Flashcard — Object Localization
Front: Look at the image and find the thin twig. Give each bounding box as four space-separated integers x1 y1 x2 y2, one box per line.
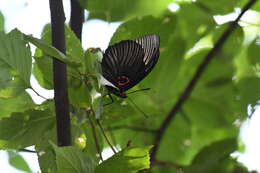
150 0 258 162
97 119 117 154
86 111 103 161
107 127 119 150
89 107 117 154
18 149 37 153
107 125 157 133
29 87 49 100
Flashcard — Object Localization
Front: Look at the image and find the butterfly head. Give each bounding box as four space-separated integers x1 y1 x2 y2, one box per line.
118 91 127 98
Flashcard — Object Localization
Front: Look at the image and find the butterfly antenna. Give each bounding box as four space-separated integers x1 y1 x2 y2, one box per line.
127 88 150 95
127 96 149 118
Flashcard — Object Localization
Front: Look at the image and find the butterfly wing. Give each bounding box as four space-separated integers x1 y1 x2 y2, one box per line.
134 34 160 73
101 34 160 92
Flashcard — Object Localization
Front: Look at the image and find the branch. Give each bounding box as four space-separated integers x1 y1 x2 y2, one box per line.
70 0 84 41
150 0 257 162
49 0 71 146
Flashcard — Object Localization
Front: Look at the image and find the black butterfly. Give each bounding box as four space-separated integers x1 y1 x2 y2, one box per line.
101 34 160 98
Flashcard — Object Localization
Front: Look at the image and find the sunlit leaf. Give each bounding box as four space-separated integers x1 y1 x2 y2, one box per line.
177 3 216 49
0 29 32 86
35 127 57 173
196 0 237 14
183 138 238 173
0 92 35 118
239 0 260 11
0 11 4 31
248 38 260 65
0 66 27 98
52 143 95 173
85 0 172 21
7 151 33 173
95 146 152 173
0 109 54 149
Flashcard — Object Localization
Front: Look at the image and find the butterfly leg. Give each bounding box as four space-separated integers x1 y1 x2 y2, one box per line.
104 93 114 106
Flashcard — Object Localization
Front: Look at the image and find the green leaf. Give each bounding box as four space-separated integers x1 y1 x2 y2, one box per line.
0 11 4 31
35 127 58 173
86 0 172 21
80 121 103 162
234 43 259 80
0 92 35 118
100 99 138 126
158 46 240 164
0 29 32 86
78 0 88 9
36 121 95 173
68 83 91 108
196 0 237 14
33 24 84 65
157 114 192 165
7 151 33 173
68 48 103 108
177 3 216 49
95 146 152 173
159 114 238 166
51 143 95 173
183 138 238 173
110 15 177 45
239 0 260 12
83 48 103 75
32 24 85 90
0 66 27 98
0 108 55 149
24 34 70 63
237 77 260 109
248 38 260 65
64 25 85 63
32 55 53 89
212 23 244 59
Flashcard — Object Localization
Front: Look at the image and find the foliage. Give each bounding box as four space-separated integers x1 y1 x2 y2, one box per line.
94 146 152 173
7 151 33 173
0 0 260 172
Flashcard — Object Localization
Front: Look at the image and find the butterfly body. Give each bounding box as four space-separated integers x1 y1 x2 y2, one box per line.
101 34 160 98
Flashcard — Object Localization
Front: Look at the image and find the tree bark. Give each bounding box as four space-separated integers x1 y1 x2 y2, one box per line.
49 0 72 146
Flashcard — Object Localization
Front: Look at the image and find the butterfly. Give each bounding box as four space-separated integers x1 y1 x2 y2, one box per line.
101 34 160 98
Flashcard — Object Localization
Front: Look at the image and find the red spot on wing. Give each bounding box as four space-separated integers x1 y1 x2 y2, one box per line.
117 76 130 86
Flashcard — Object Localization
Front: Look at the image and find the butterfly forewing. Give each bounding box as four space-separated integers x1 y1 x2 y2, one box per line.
102 40 145 90
134 34 160 73
101 34 160 96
